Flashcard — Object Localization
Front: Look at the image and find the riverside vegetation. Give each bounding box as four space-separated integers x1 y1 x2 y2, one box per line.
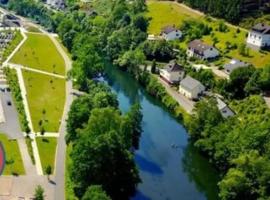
3 0 270 199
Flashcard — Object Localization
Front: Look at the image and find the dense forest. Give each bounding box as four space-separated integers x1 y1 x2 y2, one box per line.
2 0 270 199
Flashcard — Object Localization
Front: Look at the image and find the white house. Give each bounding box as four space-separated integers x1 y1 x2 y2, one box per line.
187 40 219 60
217 98 234 118
160 26 182 41
160 61 185 84
246 23 270 49
224 59 250 74
179 76 205 100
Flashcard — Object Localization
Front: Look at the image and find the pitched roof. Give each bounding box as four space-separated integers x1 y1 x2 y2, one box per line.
164 60 184 72
161 25 178 34
180 76 204 91
188 40 214 55
251 23 270 34
224 59 250 72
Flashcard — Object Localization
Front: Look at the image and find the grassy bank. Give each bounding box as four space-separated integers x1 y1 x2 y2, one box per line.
23 70 66 132
0 134 25 175
10 33 65 75
36 137 57 174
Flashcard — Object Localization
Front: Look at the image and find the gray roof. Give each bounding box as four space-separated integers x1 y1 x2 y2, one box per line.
161 26 179 34
164 61 183 72
180 76 204 91
224 59 250 73
251 23 270 34
188 40 214 55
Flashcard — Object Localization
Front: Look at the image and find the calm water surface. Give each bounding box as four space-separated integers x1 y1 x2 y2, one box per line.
104 66 220 200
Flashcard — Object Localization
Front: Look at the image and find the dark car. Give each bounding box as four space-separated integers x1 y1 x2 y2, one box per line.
7 101 11 106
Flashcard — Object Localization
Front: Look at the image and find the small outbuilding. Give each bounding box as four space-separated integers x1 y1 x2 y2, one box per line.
217 98 234 118
160 60 185 84
179 76 205 100
160 25 182 41
224 59 250 74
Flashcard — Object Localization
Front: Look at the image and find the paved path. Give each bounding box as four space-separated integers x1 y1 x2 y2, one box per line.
7 63 66 79
158 77 195 113
17 138 36 175
49 29 73 200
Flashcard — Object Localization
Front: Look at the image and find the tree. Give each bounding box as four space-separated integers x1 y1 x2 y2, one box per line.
125 103 143 149
70 108 140 199
34 185 45 200
45 165 52 180
151 59 156 74
82 185 111 200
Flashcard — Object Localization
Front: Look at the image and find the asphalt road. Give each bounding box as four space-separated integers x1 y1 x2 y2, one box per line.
0 90 23 139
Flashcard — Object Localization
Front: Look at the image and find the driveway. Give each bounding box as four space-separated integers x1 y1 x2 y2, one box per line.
0 90 23 139
158 77 195 113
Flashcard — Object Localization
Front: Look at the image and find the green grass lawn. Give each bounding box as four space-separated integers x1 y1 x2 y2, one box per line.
23 70 66 132
36 137 57 174
147 1 270 67
147 0 202 35
10 33 65 75
0 134 25 175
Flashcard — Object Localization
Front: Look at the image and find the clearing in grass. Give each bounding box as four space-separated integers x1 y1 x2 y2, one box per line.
36 137 57 174
23 70 66 133
147 1 270 68
10 33 65 75
0 134 25 175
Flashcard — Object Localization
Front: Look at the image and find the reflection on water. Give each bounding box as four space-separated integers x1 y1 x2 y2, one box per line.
104 65 220 200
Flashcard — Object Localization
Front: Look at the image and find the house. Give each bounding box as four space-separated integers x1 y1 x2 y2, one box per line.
179 76 205 99
160 61 185 84
217 98 234 118
187 40 219 60
160 26 182 41
224 59 250 74
246 23 270 49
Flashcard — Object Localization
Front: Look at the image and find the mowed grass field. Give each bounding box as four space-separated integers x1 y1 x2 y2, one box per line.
23 70 66 132
36 137 57 174
0 134 25 175
10 33 65 75
147 1 270 67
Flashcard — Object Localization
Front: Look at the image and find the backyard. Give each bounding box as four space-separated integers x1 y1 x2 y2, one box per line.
23 70 66 133
10 33 65 75
146 1 270 68
0 134 25 175
36 137 57 174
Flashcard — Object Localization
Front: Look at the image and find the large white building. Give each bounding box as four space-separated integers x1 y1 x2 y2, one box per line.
179 76 205 100
160 61 185 84
160 26 182 41
247 23 270 49
187 40 219 60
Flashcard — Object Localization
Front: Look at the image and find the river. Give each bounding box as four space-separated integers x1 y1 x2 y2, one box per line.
104 66 220 200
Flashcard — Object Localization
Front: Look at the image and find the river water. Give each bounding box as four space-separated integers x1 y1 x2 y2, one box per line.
104 66 220 200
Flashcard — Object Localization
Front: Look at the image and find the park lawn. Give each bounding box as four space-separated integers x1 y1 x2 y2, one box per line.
10 33 65 75
146 0 202 35
0 134 25 175
147 1 270 68
36 137 57 174
23 70 66 132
